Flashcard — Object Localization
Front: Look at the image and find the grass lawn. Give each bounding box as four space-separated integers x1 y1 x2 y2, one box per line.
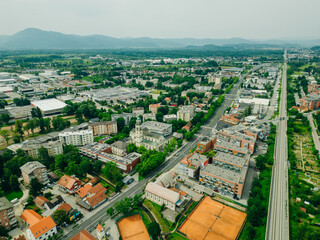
5 190 23 201
167 232 188 240
144 200 170 232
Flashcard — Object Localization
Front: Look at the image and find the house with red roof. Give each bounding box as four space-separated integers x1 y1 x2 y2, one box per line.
57 175 81 194
20 209 57 240
77 183 107 211
70 229 97 240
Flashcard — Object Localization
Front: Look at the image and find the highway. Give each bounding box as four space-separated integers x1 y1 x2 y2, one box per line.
266 50 289 240
61 67 256 239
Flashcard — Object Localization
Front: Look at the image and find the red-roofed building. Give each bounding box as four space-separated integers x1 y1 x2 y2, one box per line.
182 122 192 132
70 229 97 240
34 196 49 209
57 175 81 194
20 210 57 240
57 203 73 214
149 103 161 114
75 183 93 199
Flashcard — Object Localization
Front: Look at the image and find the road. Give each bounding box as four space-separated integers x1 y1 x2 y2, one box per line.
266 50 289 240
61 67 257 239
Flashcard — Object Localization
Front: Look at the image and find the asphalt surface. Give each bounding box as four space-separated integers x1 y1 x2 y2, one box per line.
266 50 289 240
61 68 256 239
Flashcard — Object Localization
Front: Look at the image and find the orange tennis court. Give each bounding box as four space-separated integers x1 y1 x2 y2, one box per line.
117 214 150 240
179 196 247 240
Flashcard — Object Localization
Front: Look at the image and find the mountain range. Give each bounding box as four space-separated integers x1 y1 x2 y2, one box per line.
0 28 319 50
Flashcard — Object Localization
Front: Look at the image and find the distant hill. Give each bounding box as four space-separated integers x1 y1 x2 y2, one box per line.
0 28 318 49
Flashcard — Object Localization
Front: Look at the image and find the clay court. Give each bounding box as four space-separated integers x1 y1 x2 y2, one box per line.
179 196 247 240
117 214 150 240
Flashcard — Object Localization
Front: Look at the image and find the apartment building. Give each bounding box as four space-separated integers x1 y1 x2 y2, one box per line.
88 121 117 136
199 152 250 198
20 161 49 185
178 153 209 179
111 113 135 125
149 103 161 114
300 94 320 110
218 126 257 154
79 142 141 172
132 107 145 115
21 141 63 158
0 197 17 229
177 105 196 122
59 130 93 146
20 210 57 240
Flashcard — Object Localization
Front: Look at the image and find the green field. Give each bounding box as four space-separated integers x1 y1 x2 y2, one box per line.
5 190 23 201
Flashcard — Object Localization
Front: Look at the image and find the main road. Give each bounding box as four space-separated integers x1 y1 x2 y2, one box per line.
266 50 289 240
62 66 258 239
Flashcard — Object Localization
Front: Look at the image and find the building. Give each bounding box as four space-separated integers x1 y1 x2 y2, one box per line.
130 119 172 151
20 161 49 185
111 113 135 125
163 114 177 122
220 114 240 126
111 140 129 156
31 99 67 116
77 183 107 211
59 130 93 146
79 142 141 172
21 141 63 158
199 152 250 198
178 153 209 179
145 182 181 211
218 126 257 154
20 210 57 240
0 197 17 229
300 94 320 110
143 113 156 121
57 175 81 194
139 120 172 136
149 103 161 114
132 107 144 115
70 229 97 240
177 105 195 122
88 121 117 136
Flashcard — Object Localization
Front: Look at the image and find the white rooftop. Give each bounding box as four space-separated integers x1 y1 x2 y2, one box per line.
145 182 179 203
31 98 67 112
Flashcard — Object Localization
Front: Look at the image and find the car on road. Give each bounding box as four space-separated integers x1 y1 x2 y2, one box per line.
213 189 219 193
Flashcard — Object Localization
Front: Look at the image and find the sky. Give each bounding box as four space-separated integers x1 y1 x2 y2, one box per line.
0 0 319 40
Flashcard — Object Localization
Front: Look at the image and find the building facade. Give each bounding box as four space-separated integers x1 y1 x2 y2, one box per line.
177 105 195 122
88 121 117 136
20 161 49 185
59 130 93 146
0 197 17 229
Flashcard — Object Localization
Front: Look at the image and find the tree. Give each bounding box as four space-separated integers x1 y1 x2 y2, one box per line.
38 147 53 168
53 209 68 225
147 222 161 239
106 207 115 216
116 117 125 132
43 118 51 132
114 197 132 214
0 225 8 237
127 143 138 153
0 114 10 124
29 178 43 196
9 175 20 191
0 130 10 144
31 107 42 118
14 120 24 141
243 105 252 117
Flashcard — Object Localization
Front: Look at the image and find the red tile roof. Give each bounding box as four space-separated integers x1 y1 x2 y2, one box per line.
70 229 97 240
58 175 81 190
34 196 49 207
29 216 56 238
20 209 43 226
76 183 93 198
57 203 72 213
86 183 107 208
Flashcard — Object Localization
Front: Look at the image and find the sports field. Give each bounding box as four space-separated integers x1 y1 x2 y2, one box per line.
179 196 246 240
117 214 150 240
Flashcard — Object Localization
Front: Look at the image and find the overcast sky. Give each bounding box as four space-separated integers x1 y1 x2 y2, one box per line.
0 0 319 39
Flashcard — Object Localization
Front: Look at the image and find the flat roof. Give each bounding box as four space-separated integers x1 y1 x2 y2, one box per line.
145 182 179 203
213 152 248 167
31 98 67 112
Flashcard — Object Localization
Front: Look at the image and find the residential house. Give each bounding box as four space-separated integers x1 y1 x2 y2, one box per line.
20 210 57 240
57 175 81 194
70 230 97 240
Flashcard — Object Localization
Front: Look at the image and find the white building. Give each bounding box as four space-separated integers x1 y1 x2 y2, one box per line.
31 99 67 116
59 130 93 146
177 105 196 122
145 182 180 211
164 114 177 123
